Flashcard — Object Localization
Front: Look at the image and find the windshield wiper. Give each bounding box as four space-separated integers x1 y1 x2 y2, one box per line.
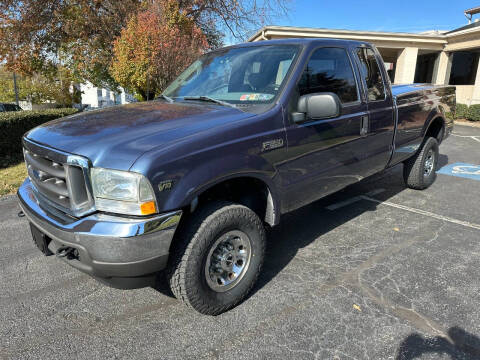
183 96 236 109
156 94 174 103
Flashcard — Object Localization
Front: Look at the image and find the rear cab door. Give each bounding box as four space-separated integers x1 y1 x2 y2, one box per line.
352 44 396 175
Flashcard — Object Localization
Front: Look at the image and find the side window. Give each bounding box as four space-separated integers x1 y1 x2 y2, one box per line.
356 48 386 101
298 47 358 103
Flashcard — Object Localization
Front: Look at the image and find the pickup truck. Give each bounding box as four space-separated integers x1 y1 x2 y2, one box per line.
18 38 455 315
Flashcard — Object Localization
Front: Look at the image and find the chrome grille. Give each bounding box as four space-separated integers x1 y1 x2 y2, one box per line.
23 138 95 217
24 148 71 209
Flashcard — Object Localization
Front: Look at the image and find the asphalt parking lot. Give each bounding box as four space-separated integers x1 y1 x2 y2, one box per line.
1 124 480 360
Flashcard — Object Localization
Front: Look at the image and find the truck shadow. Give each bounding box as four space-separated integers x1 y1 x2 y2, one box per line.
249 153 447 299
154 154 449 301
396 327 480 359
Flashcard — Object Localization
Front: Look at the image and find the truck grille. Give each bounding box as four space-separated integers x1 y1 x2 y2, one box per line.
23 138 94 217
24 148 70 208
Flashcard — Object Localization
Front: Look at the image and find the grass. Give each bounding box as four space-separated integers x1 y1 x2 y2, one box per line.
0 156 26 196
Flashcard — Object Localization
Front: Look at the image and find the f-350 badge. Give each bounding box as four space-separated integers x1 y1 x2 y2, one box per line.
262 138 284 152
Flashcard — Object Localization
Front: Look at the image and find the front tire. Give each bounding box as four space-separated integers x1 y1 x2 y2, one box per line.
166 201 266 315
403 136 439 190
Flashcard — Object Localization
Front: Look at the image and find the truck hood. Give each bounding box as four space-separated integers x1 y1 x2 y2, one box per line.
26 101 254 171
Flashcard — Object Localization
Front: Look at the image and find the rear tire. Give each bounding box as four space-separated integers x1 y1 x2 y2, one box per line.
403 137 439 190
166 201 266 315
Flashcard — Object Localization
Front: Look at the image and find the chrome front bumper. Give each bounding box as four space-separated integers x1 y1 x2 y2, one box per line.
18 178 182 288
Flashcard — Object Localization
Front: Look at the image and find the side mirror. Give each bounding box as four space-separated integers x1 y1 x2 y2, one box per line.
292 92 341 123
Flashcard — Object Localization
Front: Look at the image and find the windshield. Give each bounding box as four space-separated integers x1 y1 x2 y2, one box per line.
163 45 300 105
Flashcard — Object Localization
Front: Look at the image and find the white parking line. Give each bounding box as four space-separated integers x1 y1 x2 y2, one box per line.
326 190 480 230
452 133 480 143
361 195 480 230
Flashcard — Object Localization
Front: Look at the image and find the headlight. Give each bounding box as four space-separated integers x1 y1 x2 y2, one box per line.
91 168 157 215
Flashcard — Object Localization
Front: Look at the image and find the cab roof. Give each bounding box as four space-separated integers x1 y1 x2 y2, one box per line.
228 38 367 49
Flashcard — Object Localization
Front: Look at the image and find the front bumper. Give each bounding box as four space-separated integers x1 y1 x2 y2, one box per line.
18 178 182 288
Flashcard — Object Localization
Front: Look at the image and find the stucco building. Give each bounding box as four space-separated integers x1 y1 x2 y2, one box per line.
249 7 480 105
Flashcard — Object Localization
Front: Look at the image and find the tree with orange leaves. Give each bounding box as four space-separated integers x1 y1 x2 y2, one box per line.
110 1 209 100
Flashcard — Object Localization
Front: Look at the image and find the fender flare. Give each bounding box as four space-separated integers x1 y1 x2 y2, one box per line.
421 108 446 141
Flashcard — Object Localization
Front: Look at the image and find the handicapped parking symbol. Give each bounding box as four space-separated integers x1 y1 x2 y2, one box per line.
438 162 480 181
452 165 480 176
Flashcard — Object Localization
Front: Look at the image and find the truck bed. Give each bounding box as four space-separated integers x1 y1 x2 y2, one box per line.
389 83 455 166
391 83 455 97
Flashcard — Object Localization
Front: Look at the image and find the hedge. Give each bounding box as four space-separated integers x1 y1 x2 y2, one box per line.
446 103 480 122
455 103 470 119
0 108 79 158
469 104 480 122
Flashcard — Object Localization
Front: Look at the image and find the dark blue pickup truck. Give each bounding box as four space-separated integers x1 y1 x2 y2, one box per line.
18 38 455 315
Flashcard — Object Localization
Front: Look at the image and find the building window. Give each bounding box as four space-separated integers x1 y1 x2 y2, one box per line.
414 52 438 84
449 51 479 85
298 47 358 103
97 89 103 99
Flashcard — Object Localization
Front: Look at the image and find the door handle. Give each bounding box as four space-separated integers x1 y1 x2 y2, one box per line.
360 115 369 136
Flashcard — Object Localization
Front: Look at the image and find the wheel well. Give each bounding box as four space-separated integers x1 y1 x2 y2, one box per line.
191 177 276 227
425 117 444 142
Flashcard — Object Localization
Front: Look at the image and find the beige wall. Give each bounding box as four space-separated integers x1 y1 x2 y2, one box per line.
394 47 419 83
456 86 475 105
433 51 450 85
471 59 480 105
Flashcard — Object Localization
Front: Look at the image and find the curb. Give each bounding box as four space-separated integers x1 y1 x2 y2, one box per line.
0 194 17 203
454 120 480 128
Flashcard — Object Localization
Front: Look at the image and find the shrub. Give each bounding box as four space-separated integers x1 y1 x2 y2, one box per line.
455 103 470 119
445 112 454 120
468 104 480 121
0 108 78 158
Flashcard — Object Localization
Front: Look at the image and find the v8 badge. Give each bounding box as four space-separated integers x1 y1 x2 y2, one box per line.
158 180 173 192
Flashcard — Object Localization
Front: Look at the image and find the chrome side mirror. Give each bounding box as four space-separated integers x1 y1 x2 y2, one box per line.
292 92 341 123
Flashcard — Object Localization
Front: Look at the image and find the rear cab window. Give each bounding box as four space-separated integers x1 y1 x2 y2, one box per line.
355 47 386 101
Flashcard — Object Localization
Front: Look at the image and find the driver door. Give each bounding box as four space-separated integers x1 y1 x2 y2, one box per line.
279 46 369 212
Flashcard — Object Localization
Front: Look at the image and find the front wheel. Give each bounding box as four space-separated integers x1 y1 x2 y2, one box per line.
403 136 439 190
166 201 266 315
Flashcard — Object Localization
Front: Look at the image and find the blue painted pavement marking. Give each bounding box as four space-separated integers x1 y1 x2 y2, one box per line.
437 162 480 181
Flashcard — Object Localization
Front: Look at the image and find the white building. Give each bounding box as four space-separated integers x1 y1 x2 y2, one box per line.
79 81 136 110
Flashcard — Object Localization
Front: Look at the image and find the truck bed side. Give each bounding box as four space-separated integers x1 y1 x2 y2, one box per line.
389 84 455 166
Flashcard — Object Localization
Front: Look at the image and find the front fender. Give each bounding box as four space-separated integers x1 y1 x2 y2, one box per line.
162 153 279 211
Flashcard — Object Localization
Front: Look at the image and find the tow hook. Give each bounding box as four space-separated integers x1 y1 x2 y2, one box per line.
56 246 79 260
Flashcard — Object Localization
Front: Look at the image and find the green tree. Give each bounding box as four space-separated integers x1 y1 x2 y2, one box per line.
0 66 80 106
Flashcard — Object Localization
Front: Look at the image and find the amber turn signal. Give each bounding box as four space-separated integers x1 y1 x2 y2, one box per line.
140 201 157 215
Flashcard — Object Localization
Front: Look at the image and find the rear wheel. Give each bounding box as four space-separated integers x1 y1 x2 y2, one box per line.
403 136 439 190
166 201 266 315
